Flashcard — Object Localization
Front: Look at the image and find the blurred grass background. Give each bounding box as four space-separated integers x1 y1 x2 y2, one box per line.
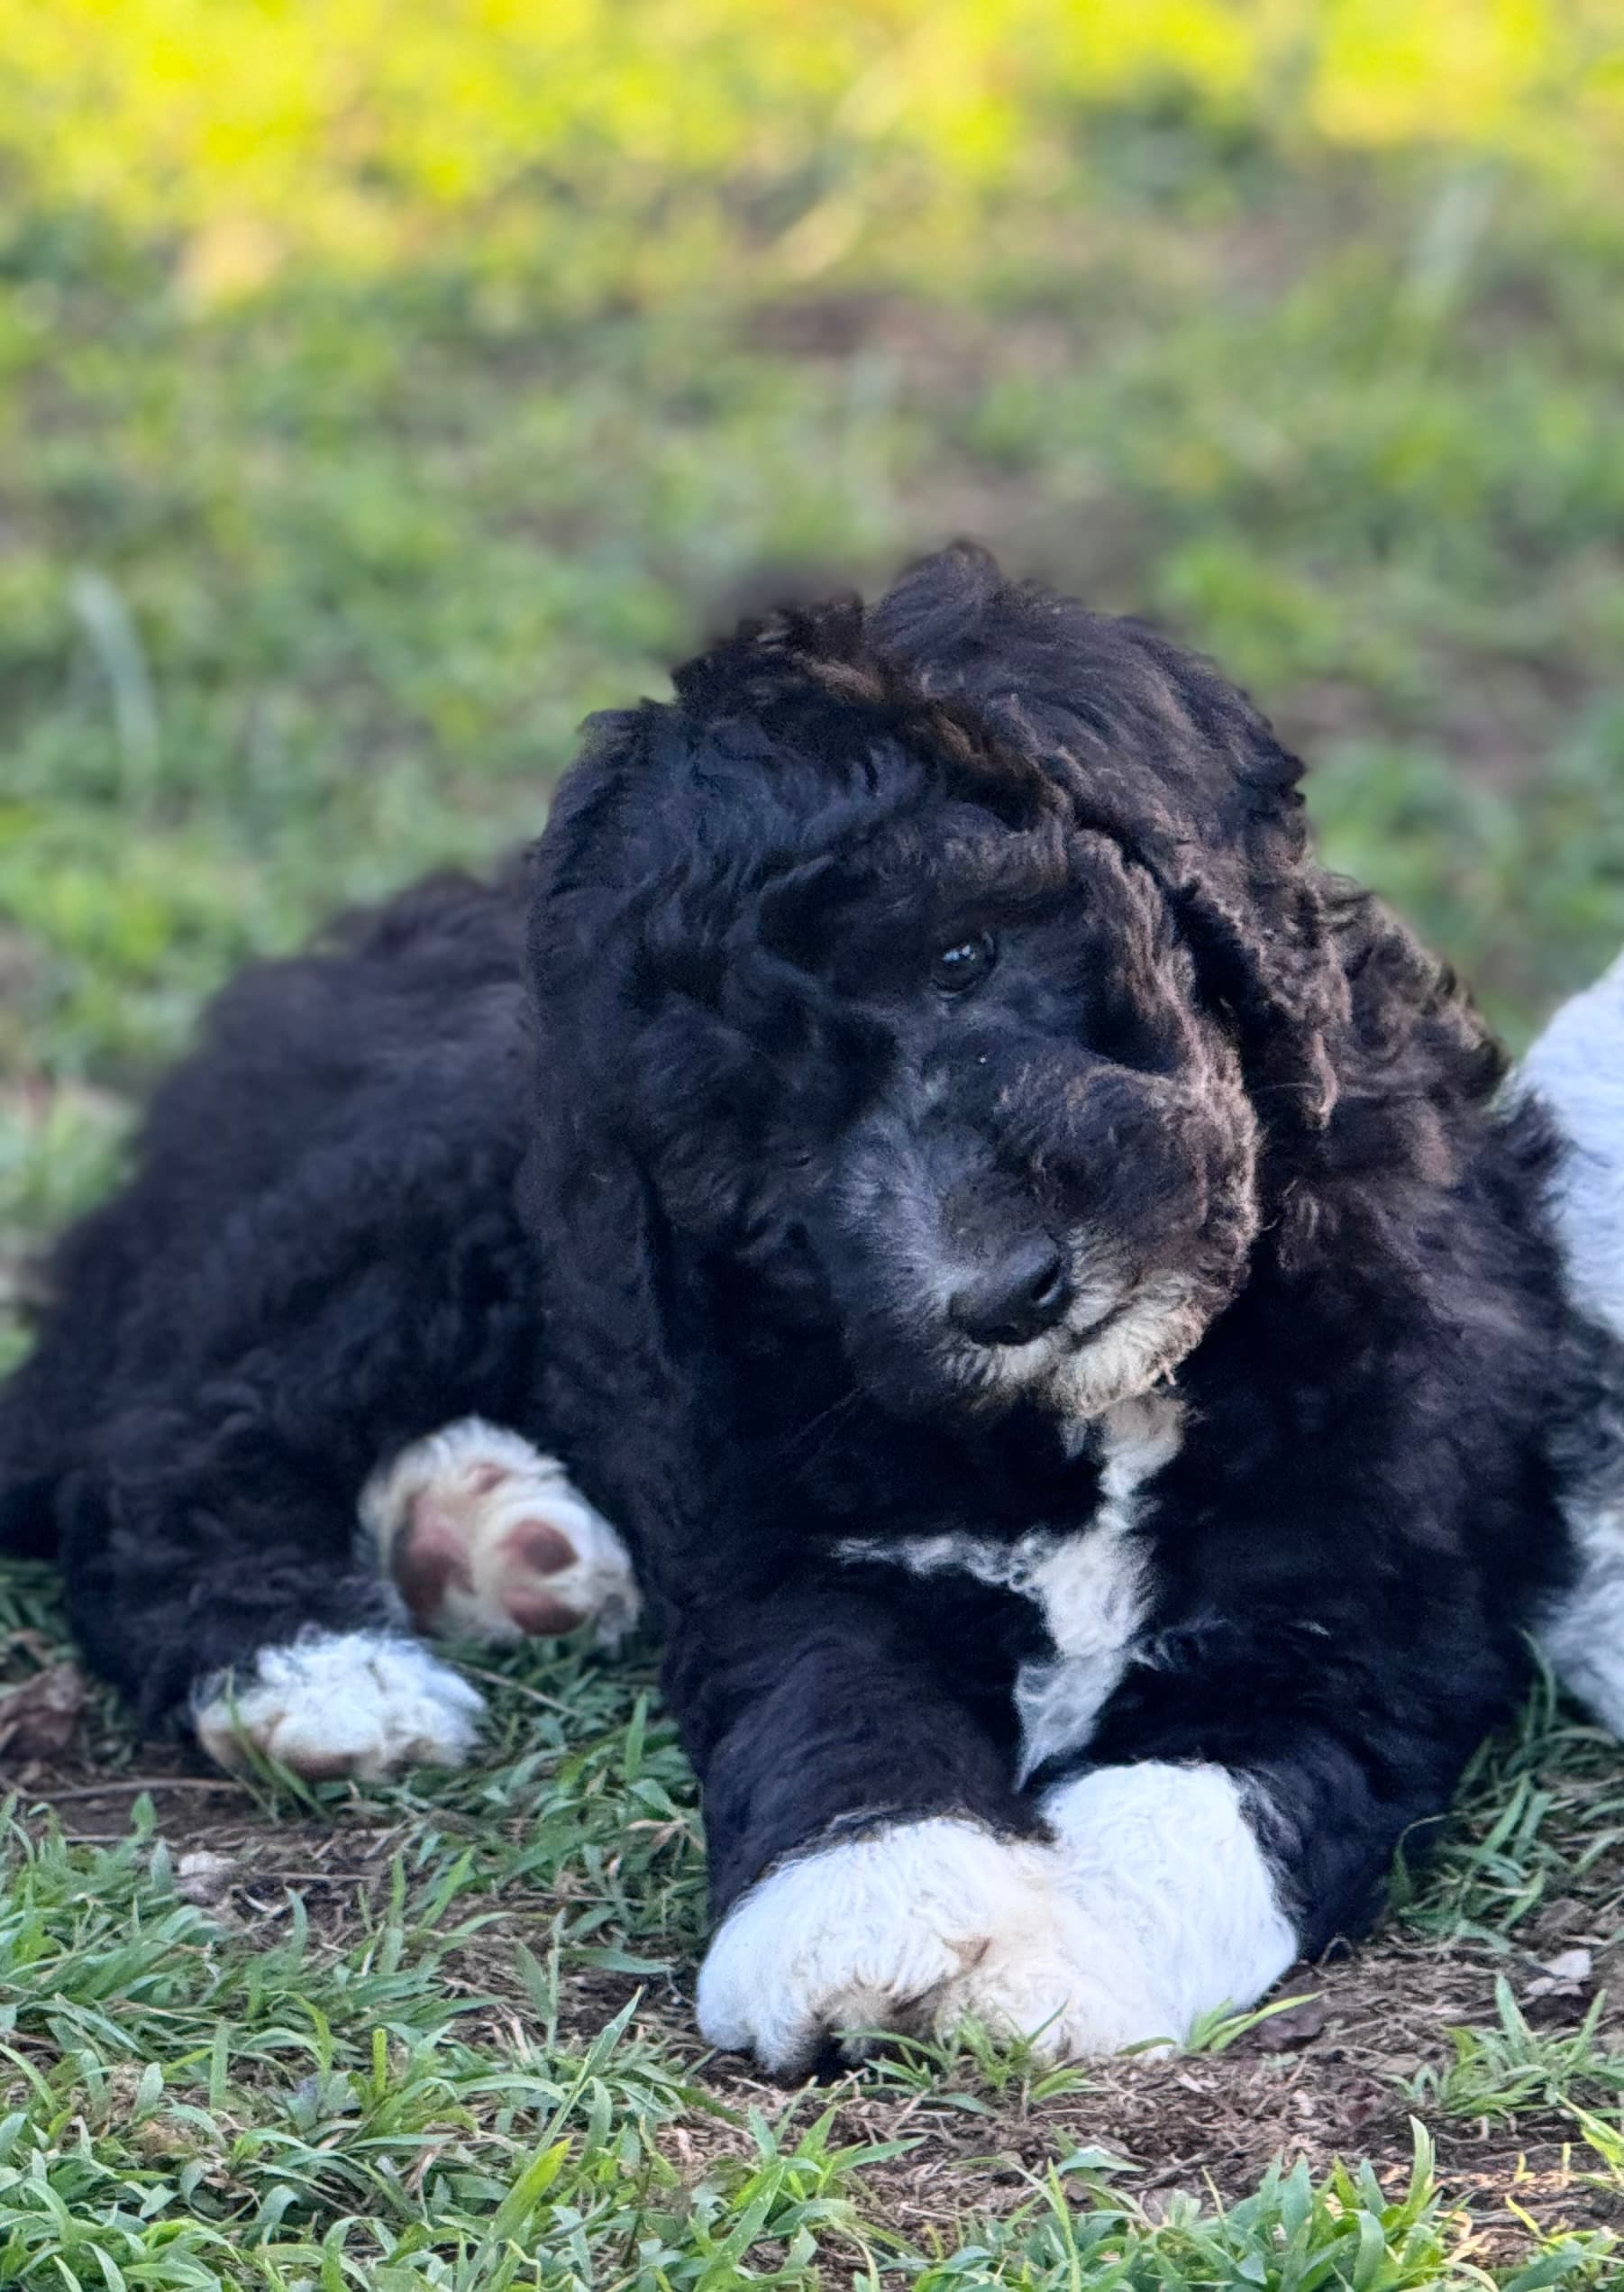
3 0 1623 1364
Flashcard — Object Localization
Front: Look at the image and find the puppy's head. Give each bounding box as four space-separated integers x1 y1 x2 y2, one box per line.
534 545 1346 1427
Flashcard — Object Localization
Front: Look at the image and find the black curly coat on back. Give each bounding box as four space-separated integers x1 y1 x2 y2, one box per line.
0 864 542 1715
0 545 1598 1973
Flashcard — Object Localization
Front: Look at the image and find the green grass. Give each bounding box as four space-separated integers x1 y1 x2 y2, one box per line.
1 1663 1620 2286
4 35 1624 2289
1407 1983 1624 2129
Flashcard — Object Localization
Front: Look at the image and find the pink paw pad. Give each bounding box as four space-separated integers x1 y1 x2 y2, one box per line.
393 1488 594 1638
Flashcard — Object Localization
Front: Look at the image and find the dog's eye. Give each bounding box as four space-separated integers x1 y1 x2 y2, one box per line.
930 934 997 997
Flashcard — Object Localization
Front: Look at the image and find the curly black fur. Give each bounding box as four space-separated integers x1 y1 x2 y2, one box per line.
0 544 1601 1978
0 863 542 1718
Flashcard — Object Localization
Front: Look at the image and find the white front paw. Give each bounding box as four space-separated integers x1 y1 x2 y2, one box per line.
1041 1763 1300 2042
695 1816 1173 2077
192 1630 485 1780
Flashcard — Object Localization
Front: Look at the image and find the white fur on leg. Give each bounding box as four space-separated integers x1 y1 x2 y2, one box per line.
1040 1762 1299 2041
360 1418 641 1647
1518 952 1624 1736
192 1629 485 1780
696 1815 1176 2077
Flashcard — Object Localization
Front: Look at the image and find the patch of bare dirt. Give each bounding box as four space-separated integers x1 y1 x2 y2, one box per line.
657 1939 1624 2256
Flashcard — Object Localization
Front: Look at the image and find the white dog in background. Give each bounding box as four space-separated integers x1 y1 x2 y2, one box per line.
1525 951 1624 1337
1524 951 1624 1733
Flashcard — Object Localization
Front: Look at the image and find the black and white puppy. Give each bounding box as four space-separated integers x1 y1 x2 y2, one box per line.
2 546 1619 2076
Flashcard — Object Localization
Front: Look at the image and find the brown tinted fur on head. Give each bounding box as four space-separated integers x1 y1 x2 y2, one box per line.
677 543 1503 1261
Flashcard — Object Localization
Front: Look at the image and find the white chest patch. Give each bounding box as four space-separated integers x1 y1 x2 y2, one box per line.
835 1393 1183 1779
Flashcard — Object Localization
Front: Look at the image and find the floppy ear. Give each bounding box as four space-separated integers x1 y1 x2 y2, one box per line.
520 707 757 1610
1149 703 1505 1237
1098 620 1351 1142
1156 826 1346 1141
521 711 686 1583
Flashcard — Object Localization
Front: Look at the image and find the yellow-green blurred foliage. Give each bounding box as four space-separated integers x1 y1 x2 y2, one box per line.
4 0 1623 1274
5 2 1622 304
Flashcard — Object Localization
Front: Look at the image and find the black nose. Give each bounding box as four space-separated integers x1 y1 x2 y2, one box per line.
948 1240 1071 1347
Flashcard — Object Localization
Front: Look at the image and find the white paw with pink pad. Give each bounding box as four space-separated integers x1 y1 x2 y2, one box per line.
360 1419 641 1647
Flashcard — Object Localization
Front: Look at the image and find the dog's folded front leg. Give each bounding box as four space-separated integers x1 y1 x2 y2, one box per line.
671 1584 1132 2077
688 1605 1479 2074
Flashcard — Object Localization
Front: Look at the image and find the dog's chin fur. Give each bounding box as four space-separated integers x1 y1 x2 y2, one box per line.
1041 1274 1224 1423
